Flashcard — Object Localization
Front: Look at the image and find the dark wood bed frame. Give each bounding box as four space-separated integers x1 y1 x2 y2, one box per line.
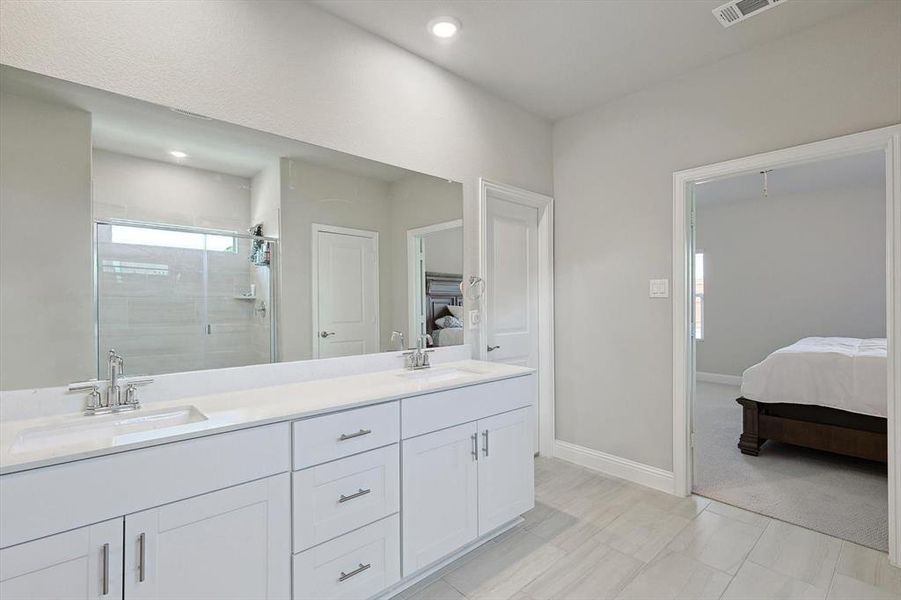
736 397 887 463
424 272 463 345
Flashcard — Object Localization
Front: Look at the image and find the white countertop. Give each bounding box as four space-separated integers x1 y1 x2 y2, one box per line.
0 360 532 475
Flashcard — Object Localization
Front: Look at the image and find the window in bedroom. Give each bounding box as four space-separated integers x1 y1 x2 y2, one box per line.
694 251 704 340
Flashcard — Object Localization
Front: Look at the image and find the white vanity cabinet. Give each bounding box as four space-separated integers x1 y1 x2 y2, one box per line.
124 474 290 600
401 375 535 576
0 518 123 600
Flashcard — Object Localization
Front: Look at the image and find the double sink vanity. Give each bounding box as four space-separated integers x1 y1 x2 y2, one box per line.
0 360 535 600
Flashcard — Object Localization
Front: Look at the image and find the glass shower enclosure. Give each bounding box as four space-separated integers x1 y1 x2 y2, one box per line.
95 220 278 378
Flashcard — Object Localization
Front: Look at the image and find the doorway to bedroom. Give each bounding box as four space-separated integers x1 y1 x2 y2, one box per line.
672 126 901 564
689 150 889 551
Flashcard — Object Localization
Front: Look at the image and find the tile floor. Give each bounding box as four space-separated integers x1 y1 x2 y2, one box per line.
393 457 901 600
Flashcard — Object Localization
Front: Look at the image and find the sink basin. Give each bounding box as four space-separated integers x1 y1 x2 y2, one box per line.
9 406 208 455
397 367 483 384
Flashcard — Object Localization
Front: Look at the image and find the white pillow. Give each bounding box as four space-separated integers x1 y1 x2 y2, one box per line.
447 304 464 319
434 315 464 329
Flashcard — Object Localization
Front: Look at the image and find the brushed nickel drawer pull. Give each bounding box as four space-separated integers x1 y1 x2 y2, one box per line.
471 432 479 460
101 543 110 595
338 488 372 503
338 428 372 441
338 562 371 582
138 532 146 583
482 429 489 457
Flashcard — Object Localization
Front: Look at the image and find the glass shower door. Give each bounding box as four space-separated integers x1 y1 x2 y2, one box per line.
96 222 275 378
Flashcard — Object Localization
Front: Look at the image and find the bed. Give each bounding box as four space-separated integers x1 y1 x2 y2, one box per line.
736 337 888 462
424 272 464 347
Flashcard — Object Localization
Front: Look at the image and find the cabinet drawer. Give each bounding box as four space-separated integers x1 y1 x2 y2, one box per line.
293 445 399 552
402 375 534 439
292 514 400 600
293 402 399 469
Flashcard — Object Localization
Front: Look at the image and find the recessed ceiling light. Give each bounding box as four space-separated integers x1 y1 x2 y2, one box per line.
169 150 188 158
428 17 460 39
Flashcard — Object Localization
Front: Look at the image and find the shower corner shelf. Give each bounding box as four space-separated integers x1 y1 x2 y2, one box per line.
233 295 257 300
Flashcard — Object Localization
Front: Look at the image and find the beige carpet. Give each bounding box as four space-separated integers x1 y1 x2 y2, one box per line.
692 381 888 551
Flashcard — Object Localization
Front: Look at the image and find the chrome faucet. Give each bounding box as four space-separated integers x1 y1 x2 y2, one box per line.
107 349 124 407
68 350 153 415
402 334 434 370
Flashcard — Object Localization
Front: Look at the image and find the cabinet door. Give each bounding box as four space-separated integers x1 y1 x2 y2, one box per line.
401 422 479 576
0 518 123 600
124 473 290 600
477 408 535 535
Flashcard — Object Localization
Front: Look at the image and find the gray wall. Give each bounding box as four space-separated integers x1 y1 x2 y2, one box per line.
0 92 93 390
552 2 901 470
696 185 886 377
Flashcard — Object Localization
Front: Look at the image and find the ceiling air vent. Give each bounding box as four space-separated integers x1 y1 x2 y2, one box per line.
713 0 786 28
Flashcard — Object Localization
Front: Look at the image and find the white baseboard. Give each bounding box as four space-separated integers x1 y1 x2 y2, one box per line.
554 440 675 494
696 371 742 386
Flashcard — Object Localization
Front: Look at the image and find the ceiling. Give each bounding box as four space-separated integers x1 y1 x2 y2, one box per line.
0 66 416 181
694 150 885 205
314 0 872 120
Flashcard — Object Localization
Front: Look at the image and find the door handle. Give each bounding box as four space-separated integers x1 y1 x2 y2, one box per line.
320 331 336 338
471 432 479 460
482 429 489 456
138 532 146 583
487 345 501 352
101 542 110 595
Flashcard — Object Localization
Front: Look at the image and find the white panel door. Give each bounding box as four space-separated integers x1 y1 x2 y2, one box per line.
0 519 123 600
124 474 290 600
316 229 379 358
485 195 539 446
401 422 479 576
477 408 535 535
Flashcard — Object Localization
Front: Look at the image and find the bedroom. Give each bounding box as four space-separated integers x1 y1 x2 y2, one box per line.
691 150 888 550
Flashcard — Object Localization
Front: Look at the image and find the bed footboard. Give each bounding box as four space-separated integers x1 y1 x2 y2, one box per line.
735 397 887 463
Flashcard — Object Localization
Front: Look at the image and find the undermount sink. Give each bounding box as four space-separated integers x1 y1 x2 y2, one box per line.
9 405 208 455
397 367 483 384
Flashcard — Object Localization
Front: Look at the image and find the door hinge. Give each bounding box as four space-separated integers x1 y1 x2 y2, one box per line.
690 432 696 448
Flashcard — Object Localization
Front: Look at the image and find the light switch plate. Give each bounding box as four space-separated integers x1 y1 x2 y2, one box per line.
649 279 670 298
468 309 481 328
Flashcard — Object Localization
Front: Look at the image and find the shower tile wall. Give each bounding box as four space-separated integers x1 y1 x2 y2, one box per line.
97 234 272 377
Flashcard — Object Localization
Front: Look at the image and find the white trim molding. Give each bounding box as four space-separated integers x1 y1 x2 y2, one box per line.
696 372 742 386
555 440 675 494
478 179 555 458
672 125 901 566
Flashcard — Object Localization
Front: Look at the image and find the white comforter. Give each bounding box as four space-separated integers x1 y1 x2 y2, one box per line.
740 337 888 418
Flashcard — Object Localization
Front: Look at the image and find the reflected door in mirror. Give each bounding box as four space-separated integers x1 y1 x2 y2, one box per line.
314 227 379 358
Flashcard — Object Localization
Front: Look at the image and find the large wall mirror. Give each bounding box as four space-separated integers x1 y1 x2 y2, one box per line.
0 66 464 391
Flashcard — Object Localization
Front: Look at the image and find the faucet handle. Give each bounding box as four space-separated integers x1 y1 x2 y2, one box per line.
68 380 103 414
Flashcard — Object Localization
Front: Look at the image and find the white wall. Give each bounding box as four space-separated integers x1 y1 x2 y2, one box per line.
92 149 252 230
696 184 887 377
552 2 901 470
0 92 93 390
0 0 553 361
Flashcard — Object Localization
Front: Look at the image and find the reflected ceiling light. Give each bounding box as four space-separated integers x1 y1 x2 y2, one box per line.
428 17 460 38
169 150 188 158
